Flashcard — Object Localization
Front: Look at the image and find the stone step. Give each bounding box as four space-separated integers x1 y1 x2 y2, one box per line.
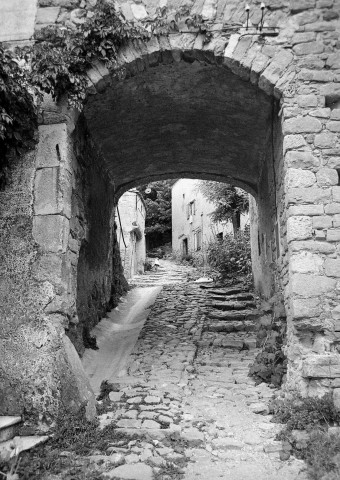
0 416 22 443
208 309 260 321
0 435 49 462
201 286 248 295
208 293 254 302
204 320 256 333
211 301 257 311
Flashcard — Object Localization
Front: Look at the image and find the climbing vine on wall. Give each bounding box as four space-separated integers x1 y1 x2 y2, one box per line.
0 0 220 185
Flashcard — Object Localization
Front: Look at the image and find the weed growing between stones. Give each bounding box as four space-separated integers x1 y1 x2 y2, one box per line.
9 405 143 479
270 394 340 479
271 394 340 431
249 319 287 387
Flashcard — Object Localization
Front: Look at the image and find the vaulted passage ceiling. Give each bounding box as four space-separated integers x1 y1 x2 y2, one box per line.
84 60 273 195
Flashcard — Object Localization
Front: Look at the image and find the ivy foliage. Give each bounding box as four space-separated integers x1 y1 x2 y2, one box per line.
249 319 287 387
0 0 219 184
0 0 147 176
0 46 37 187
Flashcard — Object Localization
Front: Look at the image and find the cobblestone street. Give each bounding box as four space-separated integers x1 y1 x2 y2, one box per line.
81 260 308 480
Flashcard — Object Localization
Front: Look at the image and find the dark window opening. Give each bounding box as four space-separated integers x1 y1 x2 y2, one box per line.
258 232 261 256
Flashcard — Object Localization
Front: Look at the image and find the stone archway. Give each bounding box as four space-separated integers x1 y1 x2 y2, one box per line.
1 0 340 419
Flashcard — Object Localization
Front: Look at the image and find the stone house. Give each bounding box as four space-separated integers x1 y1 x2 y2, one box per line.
172 179 248 256
116 189 146 279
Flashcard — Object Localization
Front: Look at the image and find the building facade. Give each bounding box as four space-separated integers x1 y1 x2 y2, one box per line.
117 190 146 279
172 179 248 256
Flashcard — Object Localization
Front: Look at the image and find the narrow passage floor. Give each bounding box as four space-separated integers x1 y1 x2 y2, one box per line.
90 261 307 480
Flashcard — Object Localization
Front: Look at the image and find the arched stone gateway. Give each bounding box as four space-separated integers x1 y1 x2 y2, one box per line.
0 0 340 419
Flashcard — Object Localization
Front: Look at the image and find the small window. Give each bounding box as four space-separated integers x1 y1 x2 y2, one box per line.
216 232 223 241
187 200 196 219
258 232 261 256
194 229 202 251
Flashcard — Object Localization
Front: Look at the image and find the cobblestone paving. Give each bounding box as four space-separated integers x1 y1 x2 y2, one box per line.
90 262 308 480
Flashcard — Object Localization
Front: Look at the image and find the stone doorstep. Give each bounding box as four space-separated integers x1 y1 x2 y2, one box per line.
0 416 22 443
0 435 49 462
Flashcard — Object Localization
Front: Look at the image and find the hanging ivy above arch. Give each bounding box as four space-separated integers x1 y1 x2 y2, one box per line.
0 0 231 186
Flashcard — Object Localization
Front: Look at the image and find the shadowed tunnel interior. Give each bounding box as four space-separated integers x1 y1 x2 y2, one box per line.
84 60 274 196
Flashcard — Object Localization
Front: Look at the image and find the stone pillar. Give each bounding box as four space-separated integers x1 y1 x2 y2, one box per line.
282 76 340 397
0 112 96 420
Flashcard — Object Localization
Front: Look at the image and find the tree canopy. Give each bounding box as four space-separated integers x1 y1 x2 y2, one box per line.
197 181 249 235
138 180 174 249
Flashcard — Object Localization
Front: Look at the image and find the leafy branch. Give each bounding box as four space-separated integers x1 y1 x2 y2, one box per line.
0 0 216 185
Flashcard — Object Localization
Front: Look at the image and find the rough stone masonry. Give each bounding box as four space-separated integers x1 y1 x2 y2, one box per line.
0 0 340 419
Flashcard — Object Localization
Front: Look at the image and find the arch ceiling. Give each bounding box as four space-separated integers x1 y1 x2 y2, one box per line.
84 60 274 195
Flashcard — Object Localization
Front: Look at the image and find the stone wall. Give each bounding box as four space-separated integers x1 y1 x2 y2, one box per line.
117 190 146 279
1 0 340 417
68 117 128 356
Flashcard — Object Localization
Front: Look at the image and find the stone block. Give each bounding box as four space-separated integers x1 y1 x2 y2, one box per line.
287 187 331 205
297 95 318 108
333 215 340 228
120 3 134 21
223 34 240 63
293 42 324 56
312 216 332 229
298 69 335 82
284 116 322 134
324 157 340 169
287 216 312 242
31 253 64 286
326 53 340 69
288 204 324 216
314 229 326 239
286 168 316 188
326 121 340 133
333 187 340 203
304 21 336 32
290 251 323 274
325 204 340 215
36 124 70 170
291 273 336 296
33 215 70 253
314 131 337 149
291 297 321 318
283 134 307 153
292 32 316 45
327 229 340 241
36 7 60 24
332 306 340 322
34 167 72 218
331 111 340 120
316 168 339 186
250 52 270 85
0 0 37 41
324 258 340 277
290 0 316 13
131 3 148 20
259 50 293 96
290 240 335 254
302 355 340 378
310 108 331 118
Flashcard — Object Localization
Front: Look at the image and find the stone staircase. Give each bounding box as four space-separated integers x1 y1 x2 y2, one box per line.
130 261 191 287
0 416 48 464
200 283 260 349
